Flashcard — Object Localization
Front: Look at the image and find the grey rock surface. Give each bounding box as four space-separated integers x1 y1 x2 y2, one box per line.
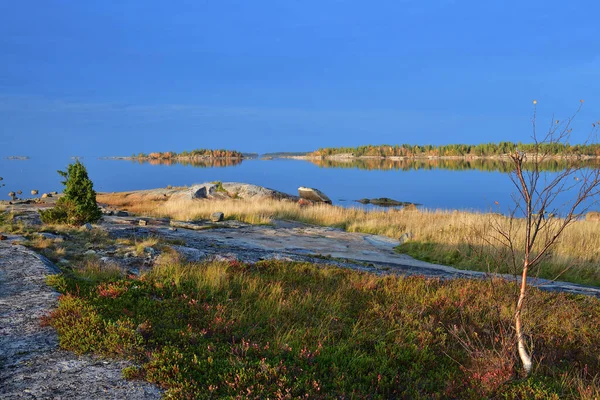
221 182 298 201
184 182 298 201
0 242 161 399
171 245 207 262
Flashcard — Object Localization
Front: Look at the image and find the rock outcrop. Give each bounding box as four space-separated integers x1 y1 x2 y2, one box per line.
185 182 297 201
119 182 299 204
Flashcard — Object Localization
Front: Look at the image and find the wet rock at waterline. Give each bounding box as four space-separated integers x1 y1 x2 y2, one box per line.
357 198 418 207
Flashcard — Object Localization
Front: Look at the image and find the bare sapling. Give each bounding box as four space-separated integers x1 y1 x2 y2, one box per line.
494 100 600 375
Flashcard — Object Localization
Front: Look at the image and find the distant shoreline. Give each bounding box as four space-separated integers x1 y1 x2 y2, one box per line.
5 156 30 160
274 154 600 161
99 155 247 161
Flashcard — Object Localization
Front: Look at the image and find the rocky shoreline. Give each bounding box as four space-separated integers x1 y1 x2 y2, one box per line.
2 186 600 398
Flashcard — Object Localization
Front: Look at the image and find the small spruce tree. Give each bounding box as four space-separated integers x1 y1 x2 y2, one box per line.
40 161 102 225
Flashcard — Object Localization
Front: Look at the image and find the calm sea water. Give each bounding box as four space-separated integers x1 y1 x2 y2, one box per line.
0 157 522 212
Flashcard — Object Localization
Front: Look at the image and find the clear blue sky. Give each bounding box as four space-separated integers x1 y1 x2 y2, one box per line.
1 0 598 157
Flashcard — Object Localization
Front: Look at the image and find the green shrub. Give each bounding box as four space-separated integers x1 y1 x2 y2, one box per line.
40 161 102 225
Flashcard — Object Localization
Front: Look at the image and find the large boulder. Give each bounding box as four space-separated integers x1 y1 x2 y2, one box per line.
298 187 332 204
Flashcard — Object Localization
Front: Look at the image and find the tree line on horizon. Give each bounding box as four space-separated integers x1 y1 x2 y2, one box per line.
132 149 243 159
308 142 600 158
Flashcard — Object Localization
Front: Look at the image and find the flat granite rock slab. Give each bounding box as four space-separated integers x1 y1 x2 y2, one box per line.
0 242 161 400
98 216 600 298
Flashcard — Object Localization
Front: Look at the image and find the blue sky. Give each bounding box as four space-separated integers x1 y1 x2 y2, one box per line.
1 0 599 157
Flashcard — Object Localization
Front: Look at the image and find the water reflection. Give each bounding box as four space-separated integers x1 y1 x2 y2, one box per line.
130 158 243 168
307 157 600 173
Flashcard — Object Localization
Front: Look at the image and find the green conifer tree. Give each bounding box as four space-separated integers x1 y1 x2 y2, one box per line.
40 161 102 225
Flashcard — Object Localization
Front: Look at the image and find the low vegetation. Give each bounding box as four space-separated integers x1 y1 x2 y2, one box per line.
44 255 600 399
97 193 600 286
308 142 600 158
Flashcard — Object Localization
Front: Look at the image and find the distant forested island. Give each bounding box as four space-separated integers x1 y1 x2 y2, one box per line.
117 149 246 160
5 156 30 160
305 142 600 158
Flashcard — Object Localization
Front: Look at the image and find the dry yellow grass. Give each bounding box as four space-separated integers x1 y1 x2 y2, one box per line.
97 191 600 284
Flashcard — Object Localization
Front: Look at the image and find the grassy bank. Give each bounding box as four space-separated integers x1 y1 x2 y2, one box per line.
45 256 600 399
97 193 600 286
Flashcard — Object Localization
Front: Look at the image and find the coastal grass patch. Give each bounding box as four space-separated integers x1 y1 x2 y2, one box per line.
96 193 600 286
23 226 115 264
396 240 600 287
46 258 600 399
